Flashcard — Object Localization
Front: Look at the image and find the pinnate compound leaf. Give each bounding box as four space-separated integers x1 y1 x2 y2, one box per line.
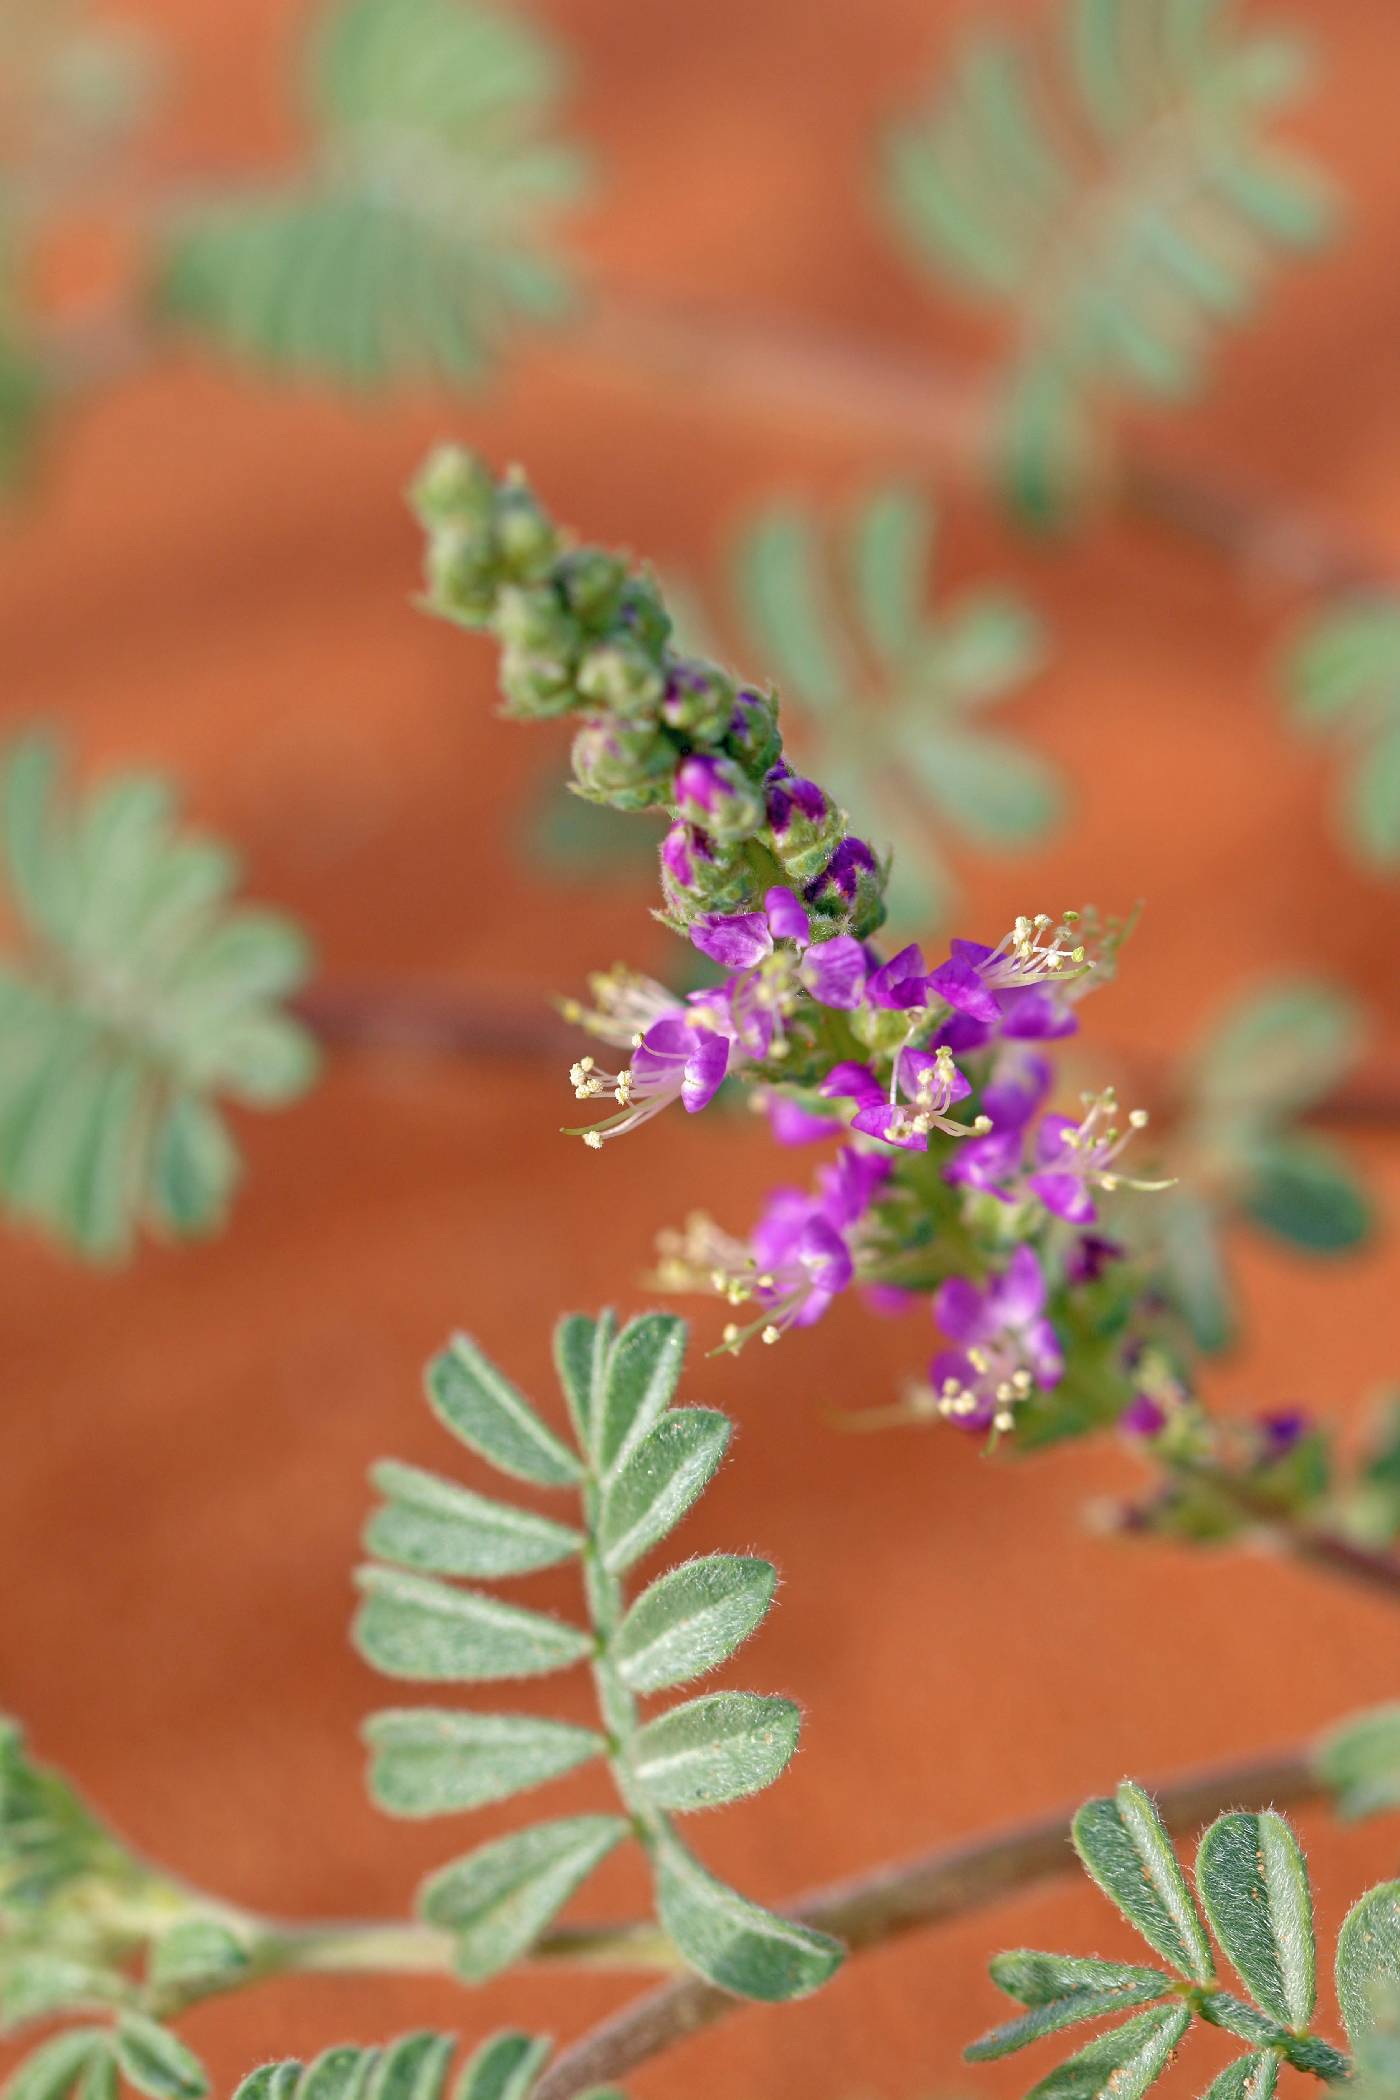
362 1708 603 1817
365 1461 582 1579
113 2016 208 2100
1337 1882 1400 2045
652 1833 844 2002
2 2032 113 2100
1315 1703 1400 1821
1072 1784 1214 1981
425 1338 581 1488
1196 1810 1315 2029
613 1554 776 1694
631 1692 799 1813
591 1313 686 1474
1024 2002 1190 2100
419 1816 628 1982
353 1568 591 1681
0 731 314 1261
1200 2056 1280 2100
598 1409 730 1573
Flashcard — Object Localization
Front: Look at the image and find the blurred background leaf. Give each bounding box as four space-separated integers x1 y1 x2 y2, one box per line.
0 731 318 1263
879 0 1338 525
156 0 588 389
1283 599 1400 875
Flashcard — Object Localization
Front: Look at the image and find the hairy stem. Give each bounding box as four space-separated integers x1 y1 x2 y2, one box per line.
531 1744 1320 2100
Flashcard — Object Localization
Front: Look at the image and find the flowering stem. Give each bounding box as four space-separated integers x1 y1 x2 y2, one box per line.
530 1743 1321 2100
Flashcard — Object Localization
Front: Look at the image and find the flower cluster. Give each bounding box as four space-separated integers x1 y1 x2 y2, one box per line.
412 449 887 941
415 453 1182 1450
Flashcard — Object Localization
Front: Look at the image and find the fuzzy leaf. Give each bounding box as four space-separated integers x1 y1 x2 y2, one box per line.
1194 980 1363 1119
613 1554 776 1694
353 1568 591 1681
419 1816 628 1982
1315 1703 1400 1821
1024 2001 1190 2100
1241 1137 1372 1253
848 483 931 664
652 1833 843 2001
455 2033 551 2100
590 1313 686 1475
597 1409 729 1573
365 1461 583 1579
232 2034 460 2100
1337 1881 1400 2044
1072 1783 1214 1981
552 1311 613 1449
736 508 849 712
148 1920 251 1994
990 1951 1172 2007
1344 722 1400 869
631 1692 799 1812
1196 1811 1315 2029
113 2017 208 2100
908 725 1063 845
425 1338 582 1488
1200 2055 1280 2100
363 1708 605 1817
966 1982 1172 2063
1196 1991 1290 2048
2 2033 113 2100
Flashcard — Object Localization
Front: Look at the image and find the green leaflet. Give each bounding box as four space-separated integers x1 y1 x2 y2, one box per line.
1072 1784 1214 1981
363 1709 605 1817
148 1920 251 1995
990 1950 1172 2006
1315 1703 1400 1821
652 1833 844 2002
232 2034 459 2100
1284 597 1400 875
455 2033 551 2100
849 483 931 663
597 1409 730 1573
1192 980 1363 1119
419 1816 629 1982
1241 1137 1372 1253
589 1313 686 1475
157 0 584 391
424 1338 582 1488
1337 1882 1400 2045
0 1953 123 2032
1 2032 113 2100
365 1461 583 1578
352 1568 591 1681
1023 2001 1190 2100
552 1311 614 1449
631 1693 800 1813
613 1555 776 1694
1196 1811 1316 2029
0 732 315 1261
112 2016 208 2100
1200 2056 1280 2100
966 1983 1173 2063
73 2053 118 2100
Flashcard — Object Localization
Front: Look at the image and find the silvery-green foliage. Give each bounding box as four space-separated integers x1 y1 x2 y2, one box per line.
157 0 586 390
968 1783 1366 2092
1140 976 1370 1350
725 484 1055 929
1317 1704 1400 1822
880 0 1337 523
0 731 317 1261
230 2029 625 2100
1283 599 1400 875
356 1313 843 2002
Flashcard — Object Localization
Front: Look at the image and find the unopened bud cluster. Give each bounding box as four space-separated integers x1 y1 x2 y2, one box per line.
411 447 886 940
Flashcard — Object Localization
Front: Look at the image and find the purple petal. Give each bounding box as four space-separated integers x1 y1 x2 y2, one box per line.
944 1129 1021 1197
1035 1113 1078 1165
690 912 773 969
802 934 867 1010
764 886 810 945
933 1011 996 1055
927 953 999 1025
817 1146 891 1226
1024 1314 1064 1389
929 1349 995 1431
1120 1394 1167 1438
851 1103 927 1151
633 1016 697 1075
767 1095 844 1145
820 1061 884 1108
866 943 929 1011
1027 1170 1096 1225
1065 1233 1124 1285
863 1282 915 1317
934 1274 990 1345
1258 1409 1309 1456
797 1215 854 1297
896 1046 972 1106
999 986 1077 1041
680 1028 730 1112
726 976 775 1058
982 1050 1052 1131
751 1189 815 1269
989 1244 1046 1327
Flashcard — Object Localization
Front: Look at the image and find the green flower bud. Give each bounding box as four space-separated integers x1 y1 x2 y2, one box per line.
496 583 581 660
409 445 495 532
660 658 736 744
615 575 672 655
558 549 629 630
572 718 677 810
724 687 782 776
424 523 498 627
493 473 559 583
659 821 759 920
500 644 579 718
577 639 667 718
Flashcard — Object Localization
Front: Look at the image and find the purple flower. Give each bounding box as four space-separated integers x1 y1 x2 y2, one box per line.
674 754 764 842
944 1126 1022 1202
821 1061 885 1111
764 762 842 883
802 934 866 1009
1027 1088 1166 1225
724 689 782 775
765 885 810 944
1065 1233 1125 1285
691 911 773 969
1120 1393 1168 1438
710 1187 854 1346
569 1015 729 1147
816 1144 891 1228
766 1095 844 1145
930 1245 1064 1433
688 890 866 1012
866 943 929 1011
864 1282 916 1317
1257 1409 1309 1457
805 835 883 932
846 1045 980 1152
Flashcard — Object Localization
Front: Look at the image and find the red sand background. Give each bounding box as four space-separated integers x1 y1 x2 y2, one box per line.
3 1 1400 2093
